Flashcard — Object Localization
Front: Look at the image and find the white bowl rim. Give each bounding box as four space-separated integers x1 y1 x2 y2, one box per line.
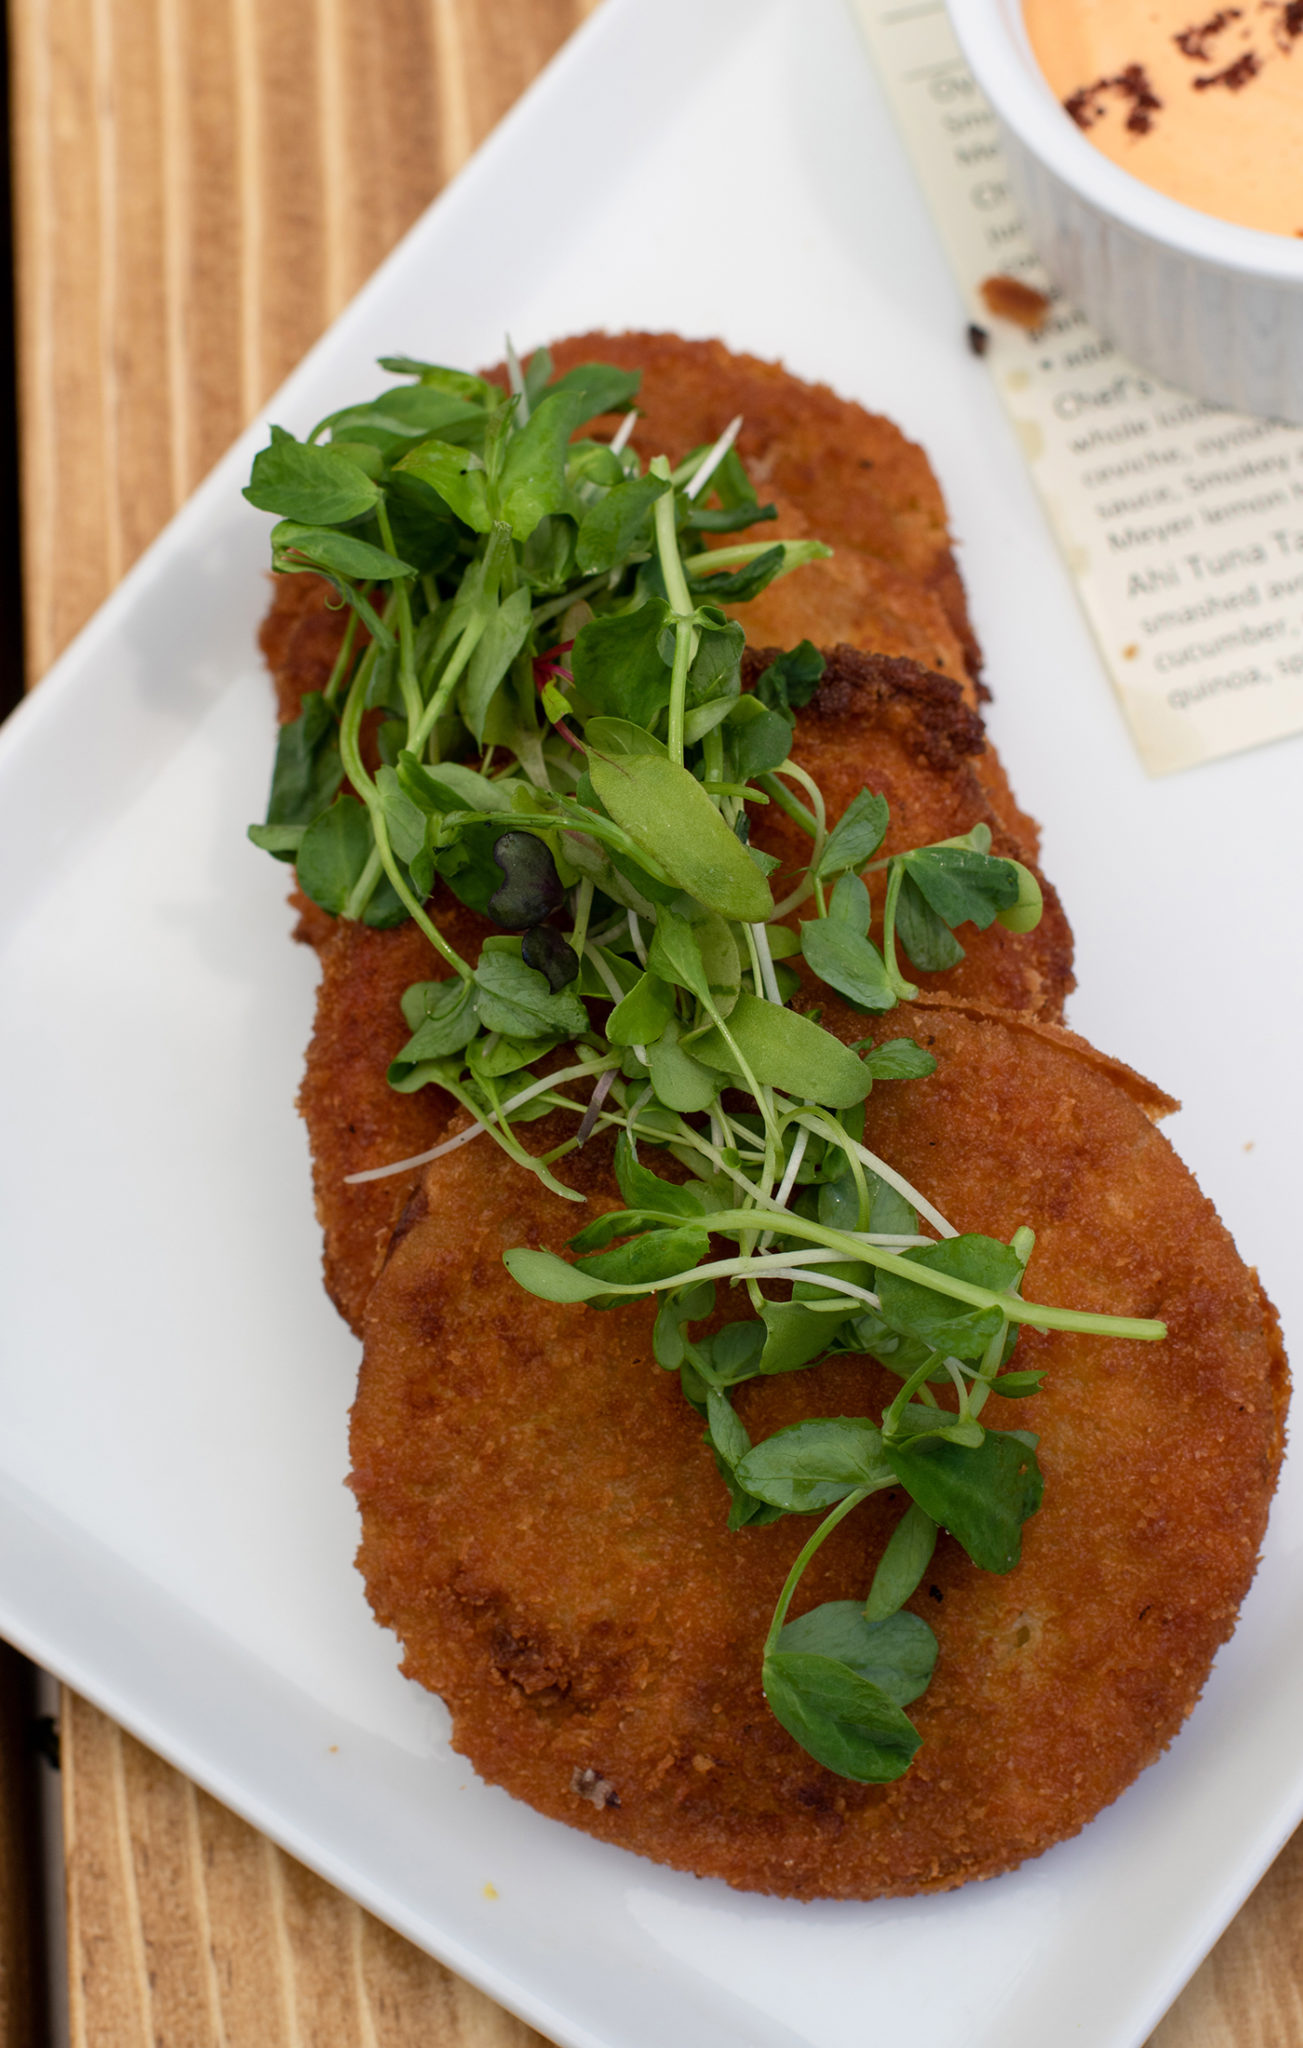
948 0 1303 289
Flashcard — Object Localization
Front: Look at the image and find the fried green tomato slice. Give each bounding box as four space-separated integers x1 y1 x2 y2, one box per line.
348 1000 1286 1899
263 578 1071 1331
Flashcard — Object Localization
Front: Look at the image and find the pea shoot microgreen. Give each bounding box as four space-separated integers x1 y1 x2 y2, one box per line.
246 344 1165 1788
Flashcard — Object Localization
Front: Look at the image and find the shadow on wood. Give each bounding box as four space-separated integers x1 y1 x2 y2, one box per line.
0 1644 49 2047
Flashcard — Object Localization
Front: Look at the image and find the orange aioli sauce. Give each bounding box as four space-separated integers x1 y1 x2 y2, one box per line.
1022 0 1303 236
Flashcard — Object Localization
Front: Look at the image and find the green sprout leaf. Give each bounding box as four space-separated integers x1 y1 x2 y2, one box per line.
818 789 890 878
762 1652 921 1783
389 979 479 1078
864 1505 938 1622
859 1037 937 1081
779 1601 937 1706
612 1133 707 1220
692 995 873 1108
297 795 404 927
575 475 669 574
997 861 1044 933
503 1248 619 1303
543 361 642 421
270 522 416 582
800 919 896 1014
473 950 588 1040
375 765 427 866
587 751 774 924
900 846 1020 930
574 1224 710 1289
244 432 381 524
376 357 497 406
754 641 825 716
394 438 492 531
704 1388 786 1531
736 1417 892 1513
727 696 793 777
463 585 533 740
607 972 676 1048
571 603 673 726
758 1299 843 1376
646 1018 719 1113
687 543 785 605
894 871 964 972
255 692 343 856
876 1236 1022 1360
498 388 586 539
884 1429 1043 1574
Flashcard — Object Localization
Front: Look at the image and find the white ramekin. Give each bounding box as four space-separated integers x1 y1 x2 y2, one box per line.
947 0 1303 424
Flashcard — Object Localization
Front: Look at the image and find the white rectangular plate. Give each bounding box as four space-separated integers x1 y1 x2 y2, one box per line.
1 2 1299 2044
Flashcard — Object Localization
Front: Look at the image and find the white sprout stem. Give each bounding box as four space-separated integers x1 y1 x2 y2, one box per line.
622 1247 877 1295
682 414 743 500
569 876 595 960
592 1249 884 1309
587 913 631 949
791 1114 958 1239
609 409 638 454
347 1119 491 1182
711 1102 767 1162
749 921 784 1005
587 946 630 1006
944 1357 972 1413
778 1270 882 1310
584 1108 769 1206
344 1056 616 1184
773 1124 810 1213
626 909 648 967
623 1084 654 1147
757 1118 811 1253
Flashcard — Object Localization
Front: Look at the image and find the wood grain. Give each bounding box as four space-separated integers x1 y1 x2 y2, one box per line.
10 0 602 682
62 1693 549 2047
11 0 589 2040
1151 1826 1303 2048
6 0 1298 2040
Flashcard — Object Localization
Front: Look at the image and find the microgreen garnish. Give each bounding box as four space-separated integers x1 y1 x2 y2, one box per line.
246 344 1166 1789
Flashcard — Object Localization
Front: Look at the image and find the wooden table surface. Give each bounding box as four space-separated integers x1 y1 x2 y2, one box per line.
6 1 1301 2041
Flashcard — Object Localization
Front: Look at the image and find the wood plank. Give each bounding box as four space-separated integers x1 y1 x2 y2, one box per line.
62 1694 551 2045
7 0 1299 2038
11 0 591 2038
1149 1825 1303 2047
11 0 604 682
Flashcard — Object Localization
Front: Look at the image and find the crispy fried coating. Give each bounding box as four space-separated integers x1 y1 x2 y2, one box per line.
349 1002 1286 1899
295 903 487 1333
260 337 1069 1328
746 645 1073 1020
275 621 1071 1332
512 333 1037 848
258 571 349 726
541 332 982 686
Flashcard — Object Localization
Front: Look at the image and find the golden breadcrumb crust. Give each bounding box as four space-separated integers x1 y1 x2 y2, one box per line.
349 1002 1286 1899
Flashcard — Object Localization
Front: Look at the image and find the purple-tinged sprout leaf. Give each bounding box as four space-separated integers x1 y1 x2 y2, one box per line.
521 923 580 991
489 830 566 929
